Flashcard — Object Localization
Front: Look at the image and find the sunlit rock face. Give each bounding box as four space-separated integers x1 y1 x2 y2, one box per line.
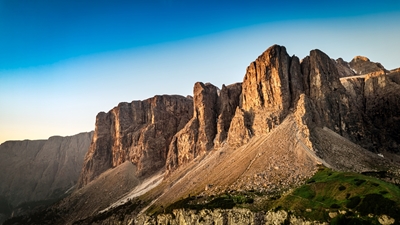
166 82 242 173
77 95 193 188
78 44 400 189
350 55 388 75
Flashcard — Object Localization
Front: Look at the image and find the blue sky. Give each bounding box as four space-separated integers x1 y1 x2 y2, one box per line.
1 0 400 143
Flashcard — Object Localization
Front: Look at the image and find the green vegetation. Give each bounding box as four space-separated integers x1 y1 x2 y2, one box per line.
158 166 400 223
272 166 400 223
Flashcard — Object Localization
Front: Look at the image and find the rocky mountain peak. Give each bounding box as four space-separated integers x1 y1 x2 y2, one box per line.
335 57 356 77
241 44 291 112
352 55 370 62
350 55 388 74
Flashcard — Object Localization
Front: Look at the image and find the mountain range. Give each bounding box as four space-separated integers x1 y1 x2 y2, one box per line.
1 45 400 225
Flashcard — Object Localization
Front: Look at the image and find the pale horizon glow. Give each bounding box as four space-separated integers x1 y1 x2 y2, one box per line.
1 2 400 144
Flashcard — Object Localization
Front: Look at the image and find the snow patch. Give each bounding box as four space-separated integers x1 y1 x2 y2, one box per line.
351 68 359 74
99 171 164 213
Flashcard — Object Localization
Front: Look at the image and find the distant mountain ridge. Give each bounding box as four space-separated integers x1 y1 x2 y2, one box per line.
4 45 400 224
0 132 93 224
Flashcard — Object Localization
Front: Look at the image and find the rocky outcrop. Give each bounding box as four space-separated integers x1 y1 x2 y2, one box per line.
165 83 218 173
166 82 242 173
77 95 193 188
350 56 388 75
301 49 349 133
363 71 400 152
227 45 297 147
335 58 356 77
214 83 242 148
0 132 92 221
240 45 292 135
135 208 328 225
167 44 400 173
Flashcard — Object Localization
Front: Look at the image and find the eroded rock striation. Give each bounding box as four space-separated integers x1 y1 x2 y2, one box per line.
166 82 242 173
77 95 193 188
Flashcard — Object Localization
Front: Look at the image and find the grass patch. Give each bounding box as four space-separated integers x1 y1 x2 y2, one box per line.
269 167 400 222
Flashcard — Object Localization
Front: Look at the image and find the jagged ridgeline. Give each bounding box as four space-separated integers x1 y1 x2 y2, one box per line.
4 45 400 225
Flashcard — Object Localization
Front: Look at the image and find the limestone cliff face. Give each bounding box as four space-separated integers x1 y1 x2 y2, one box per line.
226 45 400 155
240 45 292 135
301 49 349 133
78 95 193 188
79 43 399 196
0 132 92 216
214 83 242 148
167 44 400 173
228 45 306 147
166 82 242 173
364 71 400 152
76 45 399 186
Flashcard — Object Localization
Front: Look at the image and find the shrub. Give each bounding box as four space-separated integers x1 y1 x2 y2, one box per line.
346 196 361 209
353 179 365 186
330 203 340 209
357 194 398 217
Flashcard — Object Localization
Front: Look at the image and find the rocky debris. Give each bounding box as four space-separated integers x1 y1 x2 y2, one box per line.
0 132 92 221
146 114 321 214
135 208 328 225
350 56 388 75
55 161 141 223
78 95 193 188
